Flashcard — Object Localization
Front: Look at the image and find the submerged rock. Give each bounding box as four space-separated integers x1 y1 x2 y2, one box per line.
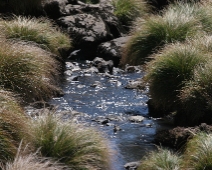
92 57 114 74
97 36 130 67
124 161 140 170
125 79 143 89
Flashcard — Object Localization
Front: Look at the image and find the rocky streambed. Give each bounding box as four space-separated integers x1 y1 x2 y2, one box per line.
45 59 173 170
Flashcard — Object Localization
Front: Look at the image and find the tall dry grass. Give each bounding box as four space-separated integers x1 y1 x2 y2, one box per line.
112 0 149 28
138 148 182 170
0 40 62 103
183 133 212 169
145 42 207 111
0 90 29 163
28 112 111 170
0 16 71 58
1 146 67 170
121 1 212 66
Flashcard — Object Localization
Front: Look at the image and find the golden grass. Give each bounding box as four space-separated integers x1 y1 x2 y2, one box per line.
0 39 62 103
28 112 111 170
0 16 71 58
0 90 29 163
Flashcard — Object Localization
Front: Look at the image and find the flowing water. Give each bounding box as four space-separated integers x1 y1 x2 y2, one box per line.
50 61 172 170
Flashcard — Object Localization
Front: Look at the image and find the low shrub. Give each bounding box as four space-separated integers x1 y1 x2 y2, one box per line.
138 148 182 170
0 16 71 58
28 112 110 170
0 40 61 103
121 2 200 66
183 133 212 169
145 43 207 111
112 0 149 28
0 90 29 163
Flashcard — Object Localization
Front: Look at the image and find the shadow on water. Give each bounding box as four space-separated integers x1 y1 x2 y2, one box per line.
50 61 173 170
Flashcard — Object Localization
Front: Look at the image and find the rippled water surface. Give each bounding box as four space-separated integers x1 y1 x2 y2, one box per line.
51 62 171 170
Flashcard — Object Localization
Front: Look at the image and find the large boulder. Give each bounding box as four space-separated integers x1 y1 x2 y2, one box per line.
43 0 69 19
97 36 130 67
154 123 212 150
58 14 113 60
57 1 125 60
92 57 114 74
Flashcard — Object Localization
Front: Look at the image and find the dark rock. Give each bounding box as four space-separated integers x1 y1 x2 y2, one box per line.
154 123 212 150
125 79 142 89
97 36 130 67
44 0 68 19
125 65 142 73
124 161 140 170
67 0 78 4
90 81 102 88
92 57 114 74
113 125 121 133
58 14 113 60
57 0 125 60
92 116 109 124
67 75 80 81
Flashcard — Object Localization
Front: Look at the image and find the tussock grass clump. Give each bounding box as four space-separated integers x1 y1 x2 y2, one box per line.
29 112 110 170
1 149 66 170
121 2 200 65
112 0 149 27
183 133 212 170
0 90 29 163
0 40 61 102
145 43 207 111
138 148 182 170
179 61 212 125
0 16 71 57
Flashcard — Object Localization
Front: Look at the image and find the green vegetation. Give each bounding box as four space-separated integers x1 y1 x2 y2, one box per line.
121 2 200 65
1 149 66 170
179 60 212 125
0 90 28 163
112 0 149 28
145 43 207 111
145 34 212 125
138 148 182 170
28 113 110 170
0 16 71 57
0 1 112 170
183 133 212 170
0 40 61 102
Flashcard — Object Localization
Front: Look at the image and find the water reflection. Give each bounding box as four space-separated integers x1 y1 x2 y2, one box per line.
51 62 169 169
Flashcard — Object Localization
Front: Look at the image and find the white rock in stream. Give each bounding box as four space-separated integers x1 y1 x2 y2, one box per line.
128 116 144 122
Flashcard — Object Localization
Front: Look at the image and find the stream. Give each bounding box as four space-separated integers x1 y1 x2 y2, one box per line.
50 61 172 170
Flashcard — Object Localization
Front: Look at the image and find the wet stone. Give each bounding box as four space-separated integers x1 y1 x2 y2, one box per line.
129 116 145 122
92 116 109 124
124 161 141 170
